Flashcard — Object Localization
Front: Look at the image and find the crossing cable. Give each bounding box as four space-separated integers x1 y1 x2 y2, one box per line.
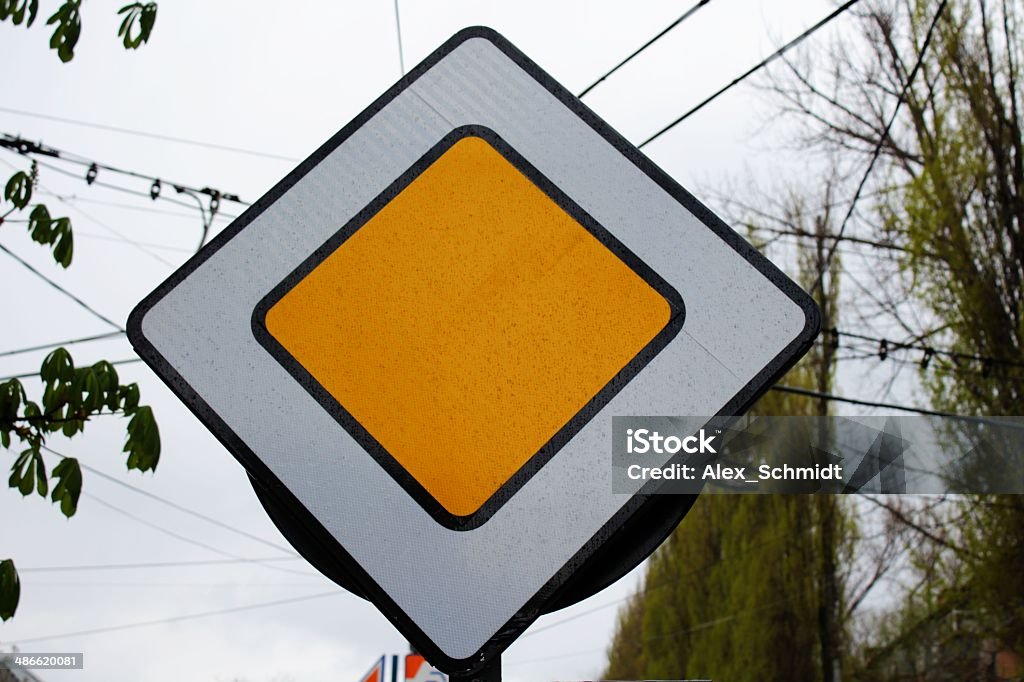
769 385 1024 429
1 133 248 207
638 0 864 149
18 557 304 573
0 358 141 382
0 105 299 162
814 0 949 295
5 590 342 645
578 0 714 98
0 242 124 332
825 327 1024 371
42 445 299 557
393 0 406 76
0 331 125 358
81 492 313 578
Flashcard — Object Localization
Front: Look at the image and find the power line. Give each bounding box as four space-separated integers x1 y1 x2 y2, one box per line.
24 154 241 218
50 184 177 268
827 328 1024 371
0 358 142 382
0 105 300 162
37 190 224 220
393 0 405 76
81 492 312 577
0 331 124 358
816 0 949 293
0 242 124 332
18 557 304 573
505 593 790 663
0 154 230 225
5 590 341 645
769 384 1024 428
72 229 195 255
578 0 714 98
0 133 249 207
639 0 864 149
42 445 298 557
522 530 796 640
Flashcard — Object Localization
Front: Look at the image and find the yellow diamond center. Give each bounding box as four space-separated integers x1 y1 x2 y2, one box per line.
265 135 671 518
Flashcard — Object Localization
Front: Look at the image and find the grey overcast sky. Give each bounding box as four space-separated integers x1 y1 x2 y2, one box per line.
0 2 894 681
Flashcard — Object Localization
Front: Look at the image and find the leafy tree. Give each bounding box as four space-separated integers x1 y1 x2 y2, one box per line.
766 0 1024 675
0 0 157 62
0 5 160 621
604 202 855 682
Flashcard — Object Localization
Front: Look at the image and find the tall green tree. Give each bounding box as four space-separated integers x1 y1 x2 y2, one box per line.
769 0 1024 675
0 3 160 622
604 199 851 682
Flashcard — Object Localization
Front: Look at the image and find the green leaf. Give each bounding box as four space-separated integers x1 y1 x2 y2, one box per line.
41 347 73 386
26 205 74 267
0 378 26 422
51 217 73 267
117 2 157 49
7 0 35 25
28 203 53 244
4 171 31 209
9 447 45 497
46 0 82 63
119 383 140 412
51 457 81 517
0 559 19 621
124 405 160 472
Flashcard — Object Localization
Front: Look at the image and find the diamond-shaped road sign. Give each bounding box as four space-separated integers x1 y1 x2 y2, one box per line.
129 27 818 677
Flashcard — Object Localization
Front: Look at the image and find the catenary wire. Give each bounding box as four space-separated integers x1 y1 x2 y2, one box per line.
0 331 124 358
815 0 949 294
80 492 313 577
0 133 250 206
18 557 304 573
0 105 300 162
43 445 298 557
578 0 714 98
5 590 342 646
393 0 405 76
638 0 864 149
0 242 124 332
0 358 142 382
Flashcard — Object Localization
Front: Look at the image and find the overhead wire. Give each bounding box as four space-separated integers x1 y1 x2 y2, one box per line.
578 0 714 98
393 0 406 76
639 0 864 149
0 105 299 162
0 152 240 222
18 557 304 573
1 133 249 207
769 384 1024 427
814 0 950 294
0 331 124 358
42 445 298 557
0 358 142 382
49 180 177 268
0 242 124 332
81 492 313 578
5 590 342 645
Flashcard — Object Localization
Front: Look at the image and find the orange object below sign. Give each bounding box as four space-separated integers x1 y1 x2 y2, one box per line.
260 128 676 523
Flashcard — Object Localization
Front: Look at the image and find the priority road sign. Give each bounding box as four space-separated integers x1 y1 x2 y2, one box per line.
128 27 818 677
